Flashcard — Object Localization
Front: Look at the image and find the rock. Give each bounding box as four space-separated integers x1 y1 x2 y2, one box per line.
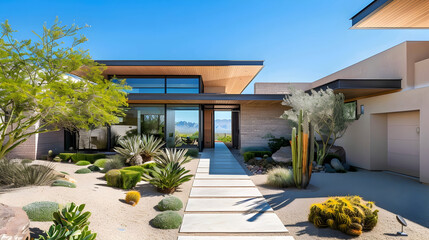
328 145 346 163
272 146 292 163
330 158 345 171
0 204 30 240
324 164 336 173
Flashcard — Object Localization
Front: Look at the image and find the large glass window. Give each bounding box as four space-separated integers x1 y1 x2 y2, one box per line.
113 76 200 94
110 105 165 147
166 78 199 93
78 127 108 150
166 105 199 148
124 78 165 93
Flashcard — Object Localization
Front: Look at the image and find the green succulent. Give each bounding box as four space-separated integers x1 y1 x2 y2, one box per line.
53 203 91 229
151 211 182 229
141 134 164 162
114 135 144 165
37 224 96 240
157 196 183 211
142 162 193 194
154 148 190 168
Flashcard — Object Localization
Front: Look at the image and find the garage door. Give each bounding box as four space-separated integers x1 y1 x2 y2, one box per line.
387 111 420 177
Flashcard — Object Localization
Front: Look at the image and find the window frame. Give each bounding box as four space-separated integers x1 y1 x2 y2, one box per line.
109 75 202 94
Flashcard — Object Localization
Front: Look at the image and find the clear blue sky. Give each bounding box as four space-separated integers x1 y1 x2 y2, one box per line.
2 0 429 93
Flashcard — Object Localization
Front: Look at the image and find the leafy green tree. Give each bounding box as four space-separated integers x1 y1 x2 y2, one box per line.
0 19 129 159
281 88 354 165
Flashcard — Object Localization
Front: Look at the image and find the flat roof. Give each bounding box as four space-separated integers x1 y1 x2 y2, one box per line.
126 93 284 105
93 60 264 94
351 0 429 29
310 79 402 100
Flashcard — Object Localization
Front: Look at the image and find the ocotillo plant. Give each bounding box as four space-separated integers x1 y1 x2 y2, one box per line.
290 109 315 189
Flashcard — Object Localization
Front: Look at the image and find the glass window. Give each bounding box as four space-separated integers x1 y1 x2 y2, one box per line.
166 105 199 148
344 101 357 120
125 78 165 93
166 78 199 93
78 127 108 150
110 105 165 148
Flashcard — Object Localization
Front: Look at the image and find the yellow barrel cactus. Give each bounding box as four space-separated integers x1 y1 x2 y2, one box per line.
308 196 378 236
125 190 141 206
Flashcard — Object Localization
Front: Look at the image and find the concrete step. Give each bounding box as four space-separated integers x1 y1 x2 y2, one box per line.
180 213 288 233
190 187 262 197
185 198 273 212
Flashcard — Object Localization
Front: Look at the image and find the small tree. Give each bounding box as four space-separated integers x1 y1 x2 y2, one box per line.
0 19 129 159
281 88 354 165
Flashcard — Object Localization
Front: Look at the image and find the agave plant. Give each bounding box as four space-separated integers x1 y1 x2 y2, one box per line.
141 135 164 162
53 203 91 229
142 162 193 194
114 135 144 166
37 225 96 240
154 148 190 168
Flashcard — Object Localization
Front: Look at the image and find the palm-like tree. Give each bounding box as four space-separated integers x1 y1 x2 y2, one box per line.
154 148 190 168
141 135 164 162
114 135 144 166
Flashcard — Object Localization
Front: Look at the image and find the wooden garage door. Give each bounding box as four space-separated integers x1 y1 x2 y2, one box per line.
387 111 420 177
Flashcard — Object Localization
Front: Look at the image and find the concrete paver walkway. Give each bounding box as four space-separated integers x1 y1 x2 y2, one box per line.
179 142 293 239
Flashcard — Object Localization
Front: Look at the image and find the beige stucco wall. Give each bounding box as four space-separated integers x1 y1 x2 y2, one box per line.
337 81 429 183
254 82 311 94
311 41 429 90
240 102 290 149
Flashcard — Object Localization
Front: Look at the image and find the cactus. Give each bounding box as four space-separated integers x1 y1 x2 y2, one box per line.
125 191 141 206
308 196 378 236
105 169 122 188
290 109 315 189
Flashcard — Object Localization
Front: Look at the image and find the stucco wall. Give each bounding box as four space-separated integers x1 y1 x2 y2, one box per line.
240 103 290 149
337 86 429 183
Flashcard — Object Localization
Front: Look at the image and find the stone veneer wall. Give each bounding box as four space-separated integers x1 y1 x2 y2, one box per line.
240 103 290 149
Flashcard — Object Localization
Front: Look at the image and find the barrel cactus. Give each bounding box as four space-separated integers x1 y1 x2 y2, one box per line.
308 196 378 236
125 191 141 206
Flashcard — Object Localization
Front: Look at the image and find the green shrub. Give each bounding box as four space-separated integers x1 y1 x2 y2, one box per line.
76 161 90 166
249 151 272 157
157 196 183 211
60 171 69 175
101 157 125 173
185 149 199 158
22 201 59 221
93 159 109 168
119 170 142 189
87 165 101 172
268 137 290 153
105 169 122 188
243 152 255 161
266 167 295 188
53 156 62 162
151 211 182 229
58 153 75 161
85 153 106 164
58 153 106 163
240 146 270 154
0 160 57 187
308 196 378 236
122 166 146 174
75 168 92 174
51 180 76 188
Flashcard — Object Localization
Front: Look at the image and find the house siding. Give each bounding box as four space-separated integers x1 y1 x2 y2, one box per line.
240 103 290 149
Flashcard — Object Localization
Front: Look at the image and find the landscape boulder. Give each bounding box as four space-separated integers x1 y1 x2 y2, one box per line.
272 146 292 163
0 204 30 240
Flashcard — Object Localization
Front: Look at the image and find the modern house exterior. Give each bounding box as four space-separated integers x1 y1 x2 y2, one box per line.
9 60 289 160
257 41 429 184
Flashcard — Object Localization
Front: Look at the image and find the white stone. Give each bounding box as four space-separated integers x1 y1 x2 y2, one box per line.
180 213 288 233
185 198 273 212
190 187 262 197
195 173 249 179
193 179 255 187
178 237 294 240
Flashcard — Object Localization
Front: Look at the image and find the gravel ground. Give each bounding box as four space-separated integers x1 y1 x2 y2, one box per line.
0 158 199 240
251 171 429 240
